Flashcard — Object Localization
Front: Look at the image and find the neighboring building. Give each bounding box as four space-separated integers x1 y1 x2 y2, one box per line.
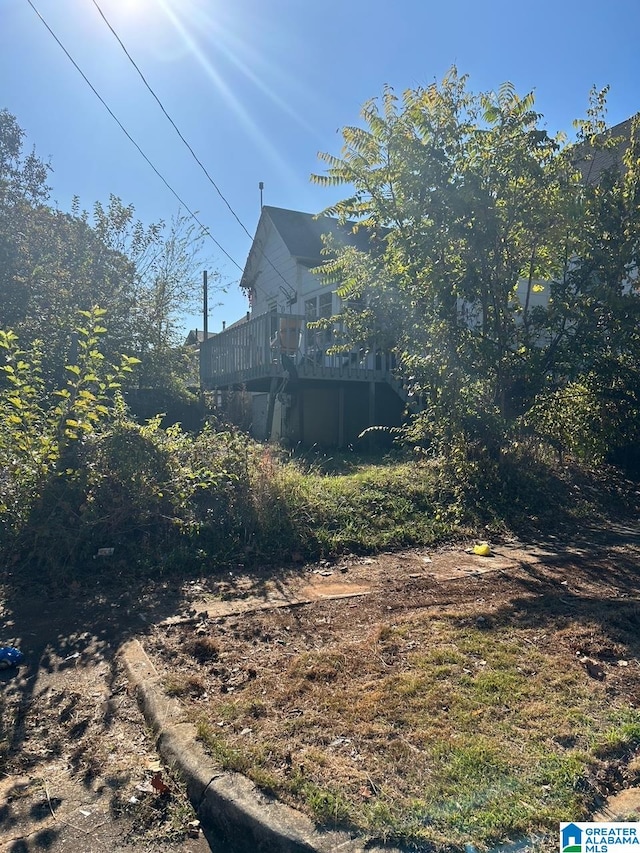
199 205 406 446
185 329 216 348
577 116 635 185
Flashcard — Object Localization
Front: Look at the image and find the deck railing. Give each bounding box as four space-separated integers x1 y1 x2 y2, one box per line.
199 311 396 388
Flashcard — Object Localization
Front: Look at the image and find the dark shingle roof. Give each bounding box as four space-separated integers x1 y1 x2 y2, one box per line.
263 206 377 266
185 329 216 346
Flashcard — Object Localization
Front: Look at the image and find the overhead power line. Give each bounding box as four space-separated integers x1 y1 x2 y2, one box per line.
24 0 243 273
88 0 298 303
89 0 255 244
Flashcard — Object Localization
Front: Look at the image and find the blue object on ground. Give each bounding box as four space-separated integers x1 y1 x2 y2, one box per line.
0 646 23 669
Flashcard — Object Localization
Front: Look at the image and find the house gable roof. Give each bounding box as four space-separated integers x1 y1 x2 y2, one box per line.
262 206 375 267
185 329 215 346
239 206 380 294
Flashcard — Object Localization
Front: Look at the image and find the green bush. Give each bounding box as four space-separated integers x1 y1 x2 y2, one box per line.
2 315 638 589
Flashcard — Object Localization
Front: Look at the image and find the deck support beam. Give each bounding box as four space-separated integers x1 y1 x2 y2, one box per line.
265 376 279 442
338 385 345 448
368 381 376 450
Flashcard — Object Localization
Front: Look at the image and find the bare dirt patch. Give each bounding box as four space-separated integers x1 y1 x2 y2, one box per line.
0 584 213 852
144 531 640 850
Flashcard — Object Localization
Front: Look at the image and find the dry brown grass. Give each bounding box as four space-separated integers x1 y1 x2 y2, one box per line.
148 551 640 849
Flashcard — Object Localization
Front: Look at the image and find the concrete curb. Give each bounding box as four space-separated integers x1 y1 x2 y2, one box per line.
121 639 400 853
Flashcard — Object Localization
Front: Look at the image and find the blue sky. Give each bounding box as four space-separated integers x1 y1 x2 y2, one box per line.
2 0 639 333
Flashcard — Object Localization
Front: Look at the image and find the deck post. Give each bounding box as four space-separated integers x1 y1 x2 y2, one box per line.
338 385 345 448
368 381 376 450
265 376 279 442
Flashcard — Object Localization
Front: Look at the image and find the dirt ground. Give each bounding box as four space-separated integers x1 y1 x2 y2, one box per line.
142 524 640 844
0 577 217 852
1 524 639 852
146 523 640 705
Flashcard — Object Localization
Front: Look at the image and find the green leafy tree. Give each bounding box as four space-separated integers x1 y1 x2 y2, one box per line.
0 108 51 326
130 210 213 393
0 110 215 406
312 70 640 462
0 308 140 539
0 112 139 387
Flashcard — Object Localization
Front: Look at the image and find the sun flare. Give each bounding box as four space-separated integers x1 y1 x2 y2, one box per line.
118 0 147 16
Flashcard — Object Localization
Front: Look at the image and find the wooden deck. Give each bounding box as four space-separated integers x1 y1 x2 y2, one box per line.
199 311 396 391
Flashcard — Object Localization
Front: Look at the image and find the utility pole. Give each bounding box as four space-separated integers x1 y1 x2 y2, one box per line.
203 270 208 340
200 270 209 410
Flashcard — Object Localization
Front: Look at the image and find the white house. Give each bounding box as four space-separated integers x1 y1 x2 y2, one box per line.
199 206 405 446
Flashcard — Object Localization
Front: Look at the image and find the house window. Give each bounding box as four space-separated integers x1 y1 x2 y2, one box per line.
304 297 317 320
305 292 333 348
340 293 364 312
305 292 334 319
318 291 333 319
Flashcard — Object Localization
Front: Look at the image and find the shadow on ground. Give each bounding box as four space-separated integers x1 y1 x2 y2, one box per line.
0 558 266 852
439 531 640 698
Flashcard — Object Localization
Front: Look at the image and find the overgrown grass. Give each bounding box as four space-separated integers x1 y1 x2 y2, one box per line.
1 312 638 585
1 409 638 586
286 458 447 554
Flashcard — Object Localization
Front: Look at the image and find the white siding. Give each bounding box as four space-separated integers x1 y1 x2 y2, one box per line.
515 278 548 311
245 213 335 319
249 219 300 317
